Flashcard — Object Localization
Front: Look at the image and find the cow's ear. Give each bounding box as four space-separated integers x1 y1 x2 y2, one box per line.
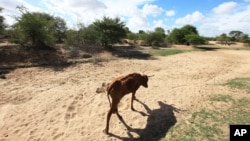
143 75 148 81
126 78 135 89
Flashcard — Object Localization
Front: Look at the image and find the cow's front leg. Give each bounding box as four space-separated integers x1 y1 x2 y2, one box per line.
131 92 136 111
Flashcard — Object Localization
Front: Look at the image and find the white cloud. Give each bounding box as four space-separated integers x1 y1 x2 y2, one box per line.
40 0 108 26
0 0 43 25
175 11 204 25
0 0 157 31
153 20 164 28
70 0 106 9
166 10 175 17
127 15 149 32
213 1 237 14
1 0 249 37
41 0 158 30
142 4 163 17
199 5 250 36
153 19 169 31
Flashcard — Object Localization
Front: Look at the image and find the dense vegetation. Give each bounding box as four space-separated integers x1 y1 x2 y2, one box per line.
0 7 7 35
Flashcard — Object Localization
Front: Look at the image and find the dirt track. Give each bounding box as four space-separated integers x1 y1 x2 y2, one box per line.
0 50 250 141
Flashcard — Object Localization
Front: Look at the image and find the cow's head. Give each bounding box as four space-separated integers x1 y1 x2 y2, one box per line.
140 74 148 88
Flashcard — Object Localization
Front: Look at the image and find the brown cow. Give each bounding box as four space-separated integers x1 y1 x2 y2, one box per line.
104 72 149 134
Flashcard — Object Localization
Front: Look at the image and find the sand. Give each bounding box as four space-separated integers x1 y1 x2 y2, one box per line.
1 49 250 141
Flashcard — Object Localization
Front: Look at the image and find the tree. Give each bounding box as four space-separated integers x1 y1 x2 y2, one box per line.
217 33 230 43
12 6 56 49
155 27 165 35
181 24 198 35
138 30 145 34
185 34 206 45
93 16 126 47
239 34 250 45
77 23 99 45
126 32 138 41
145 31 165 46
167 28 185 44
228 30 243 41
167 25 200 44
0 7 6 34
65 29 78 46
65 23 99 48
138 30 147 41
154 27 166 38
54 16 67 43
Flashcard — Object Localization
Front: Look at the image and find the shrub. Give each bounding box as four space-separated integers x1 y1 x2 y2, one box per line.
152 40 160 47
185 34 206 45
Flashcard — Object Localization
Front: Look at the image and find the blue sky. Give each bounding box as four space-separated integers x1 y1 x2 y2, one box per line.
1 0 250 37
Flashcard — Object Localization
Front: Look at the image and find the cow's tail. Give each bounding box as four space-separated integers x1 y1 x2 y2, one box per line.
106 80 121 107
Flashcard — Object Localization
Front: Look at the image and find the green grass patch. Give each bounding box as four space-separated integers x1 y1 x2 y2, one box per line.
165 97 250 141
151 49 185 56
225 78 250 92
163 78 250 141
209 94 235 103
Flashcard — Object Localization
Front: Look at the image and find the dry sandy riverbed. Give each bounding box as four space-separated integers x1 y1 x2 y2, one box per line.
1 49 250 141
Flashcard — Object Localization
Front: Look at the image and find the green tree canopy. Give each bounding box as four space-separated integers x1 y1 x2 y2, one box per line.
93 16 126 47
217 33 230 42
228 30 243 41
167 28 185 44
185 34 206 45
77 23 99 45
145 31 165 46
167 24 200 44
0 7 6 34
54 16 67 43
239 34 250 44
11 6 58 49
155 27 165 35
181 24 198 35
126 32 138 41
137 30 147 40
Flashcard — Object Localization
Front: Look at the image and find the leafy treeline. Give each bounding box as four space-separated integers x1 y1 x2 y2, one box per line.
125 25 206 46
8 6 67 49
0 6 249 50
217 31 250 44
0 7 7 35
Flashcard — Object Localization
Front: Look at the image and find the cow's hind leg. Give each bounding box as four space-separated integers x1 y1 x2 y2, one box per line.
104 98 120 134
104 108 113 134
115 107 123 119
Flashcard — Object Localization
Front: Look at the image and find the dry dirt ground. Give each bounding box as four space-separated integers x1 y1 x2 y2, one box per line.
1 48 250 140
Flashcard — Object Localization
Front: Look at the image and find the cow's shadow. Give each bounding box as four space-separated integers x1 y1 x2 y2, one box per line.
108 100 181 141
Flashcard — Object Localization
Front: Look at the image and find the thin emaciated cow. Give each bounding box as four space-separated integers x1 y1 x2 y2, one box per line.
104 72 149 134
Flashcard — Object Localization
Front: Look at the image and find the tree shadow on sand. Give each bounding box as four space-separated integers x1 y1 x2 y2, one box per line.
108 100 181 141
107 46 154 60
0 45 71 72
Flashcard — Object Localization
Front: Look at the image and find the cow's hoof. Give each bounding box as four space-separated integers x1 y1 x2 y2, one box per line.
103 129 109 134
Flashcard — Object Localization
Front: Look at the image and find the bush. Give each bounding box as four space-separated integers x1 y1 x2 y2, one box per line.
10 6 66 49
185 34 206 45
145 31 164 46
152 40 160 47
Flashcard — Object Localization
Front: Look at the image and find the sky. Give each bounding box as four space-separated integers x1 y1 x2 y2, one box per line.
1 0 250 37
